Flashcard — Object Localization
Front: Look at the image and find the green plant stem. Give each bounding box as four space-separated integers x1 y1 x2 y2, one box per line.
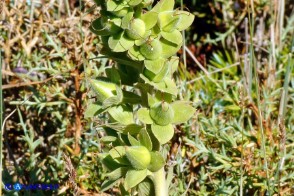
153 167 168 196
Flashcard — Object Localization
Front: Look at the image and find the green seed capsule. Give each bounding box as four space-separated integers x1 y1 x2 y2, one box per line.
126 146 151 170
139 39 162 60
149 102 174 126
126 19 146 40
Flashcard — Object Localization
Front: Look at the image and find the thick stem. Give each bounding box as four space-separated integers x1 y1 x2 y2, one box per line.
153 167 168 196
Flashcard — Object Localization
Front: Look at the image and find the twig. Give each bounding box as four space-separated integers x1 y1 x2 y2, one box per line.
2 77 54 90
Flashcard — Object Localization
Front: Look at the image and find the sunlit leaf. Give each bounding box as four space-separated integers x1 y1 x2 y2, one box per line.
137 108 153 124
109 31 135 52
124 169 147 190
161 30 182 45
148 151 165 172
171 101 195 124
138 129 153 151
108 105 134 125
151 124 174 144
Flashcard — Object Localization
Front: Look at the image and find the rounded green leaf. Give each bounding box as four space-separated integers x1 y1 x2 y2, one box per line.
160 37 181 58
108 105 134 125
137 178 155 196
107 0 126 11
90 17 121 36
161 30 182 46
138 129 153 151
106 167 128 180
126 146 151 170
148 151 165 172
151 0 174 12
128 46 145 61
137 108 153 124
144 58 165 74
128 133 141 146
140 75 178 95
112 7 131 17
124 169 147 190
175 10 195 31
152 61 169 82
151 123 174 144
141 11 158 30
128 0 142 6
108 31 135 52
171 101 195 124
158 11 181 32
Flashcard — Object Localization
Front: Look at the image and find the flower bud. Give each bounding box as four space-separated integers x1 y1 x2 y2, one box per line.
126 19 146 40
150 102 174 126
139 39 162 60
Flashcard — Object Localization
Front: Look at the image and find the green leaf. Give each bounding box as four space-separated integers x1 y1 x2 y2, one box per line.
137 108 153 124
160 37 181 58
101 179 120 192
161 30 182 45
137 178 155 196
105 67 121 84
128 46 145 61
175 11 195 31
122 12 134 29
141 11 158 30
122 90 141 104
102 155 123 171
224 105 241 111
128 0 142 6
123 124 143 135
107 0 126 11
152 61 169 82
140 75 178 95
90 17 121 36
152 0 174 12
102 96 121 108
84 102 103 118
128 133 141 146
106 167 128 180
134 31 152 46
109 146 130 165
148 151 165 172
138 129 153 151
171 101 195 124
124 169 148 190
108 105 134 125
144 58 165 74
126 146 151 169
158 11 181 32
109 31 135 52
100 136 117 143
151 124 174 144
168 56 179 74
109 146 126 159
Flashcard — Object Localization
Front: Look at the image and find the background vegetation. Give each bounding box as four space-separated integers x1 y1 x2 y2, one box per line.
0 0 293 195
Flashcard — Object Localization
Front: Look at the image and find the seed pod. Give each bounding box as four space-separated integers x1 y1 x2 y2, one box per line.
126 146 151 170
89 79 116 102
149 102 174 126
139 39 162 60
126 19 146 40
